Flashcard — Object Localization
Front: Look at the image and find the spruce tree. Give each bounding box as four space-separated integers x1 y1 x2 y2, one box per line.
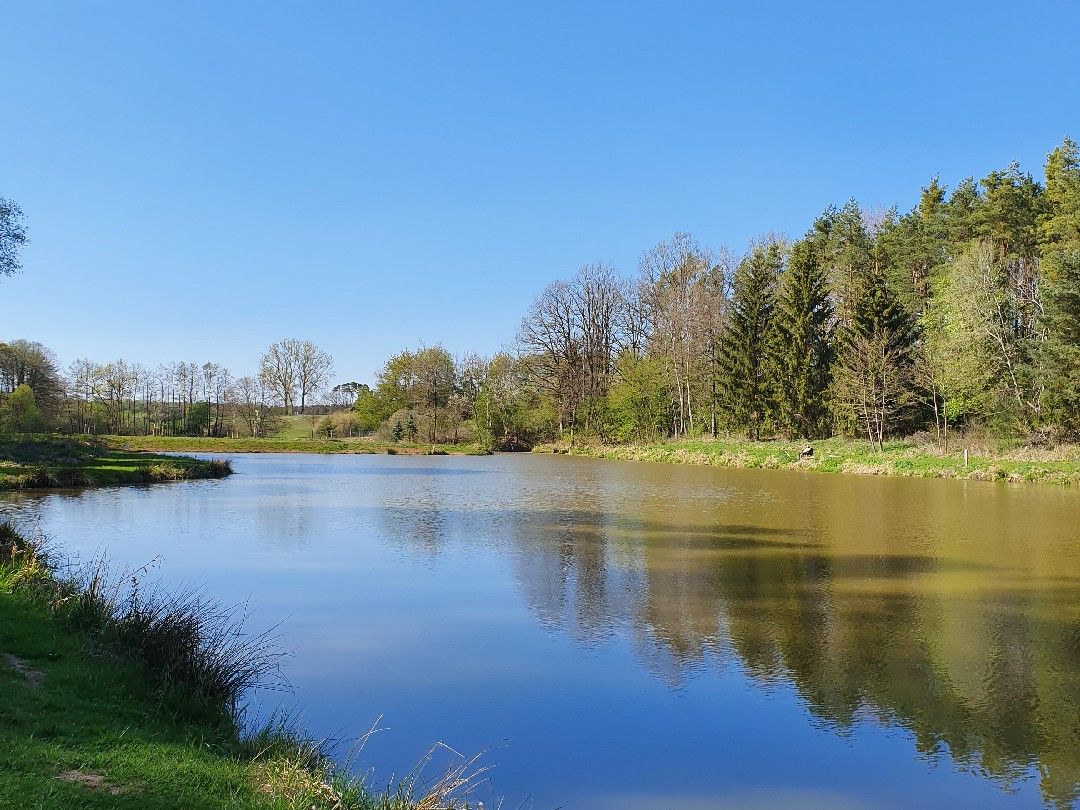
1039 137 1080 435
810 200 872 326
1041 250 1080 434
719 241 782 439
390 420 404 442
773 240 834 438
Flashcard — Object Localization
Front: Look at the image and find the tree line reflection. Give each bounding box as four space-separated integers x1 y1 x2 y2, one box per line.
377 470 1079 808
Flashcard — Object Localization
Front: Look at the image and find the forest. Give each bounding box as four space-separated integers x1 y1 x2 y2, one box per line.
2 137 1079 452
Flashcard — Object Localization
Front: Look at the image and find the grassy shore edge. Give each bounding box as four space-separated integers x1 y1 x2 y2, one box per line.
0 523 480 809
99 435 491 457
532 437 1080 485
0 436 233 491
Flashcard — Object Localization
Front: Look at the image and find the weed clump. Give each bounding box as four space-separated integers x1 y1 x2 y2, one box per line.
207 458 233 478
2 520 278 718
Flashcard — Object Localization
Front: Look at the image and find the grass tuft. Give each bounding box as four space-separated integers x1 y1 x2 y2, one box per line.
4 525 281 719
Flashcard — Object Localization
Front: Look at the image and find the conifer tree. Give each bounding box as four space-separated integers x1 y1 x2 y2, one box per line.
1040 251 1080 434
719 241 782 439
810 200 872 326
1039 137 1080 434
773 240 834 438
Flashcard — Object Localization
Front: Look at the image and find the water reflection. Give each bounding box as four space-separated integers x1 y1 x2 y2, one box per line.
373 466 1080 807
2 455 1077 807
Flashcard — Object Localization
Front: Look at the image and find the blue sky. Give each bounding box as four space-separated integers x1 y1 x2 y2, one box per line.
2 1 1078 386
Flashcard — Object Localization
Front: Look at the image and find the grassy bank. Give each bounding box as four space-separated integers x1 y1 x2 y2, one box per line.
533 437 1080 485
0 523 480 808
0 436 232 491
100 435 490 457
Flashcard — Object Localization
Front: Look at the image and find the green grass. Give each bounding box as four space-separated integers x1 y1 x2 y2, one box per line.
0 524 483 809
272 415 321 441
0 589 273 808
99 435 491 457
533 436 1080 485
0 436 232 491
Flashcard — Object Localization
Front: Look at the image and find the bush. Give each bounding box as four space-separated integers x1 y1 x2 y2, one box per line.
317 410 362 438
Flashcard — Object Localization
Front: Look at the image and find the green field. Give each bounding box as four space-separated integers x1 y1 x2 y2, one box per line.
0 437 231 491
0 587 279 808
534 437 1080 485
272 415 322 441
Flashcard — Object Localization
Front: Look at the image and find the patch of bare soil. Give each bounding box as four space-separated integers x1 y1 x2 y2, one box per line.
56 770 126 796
2 653 44 687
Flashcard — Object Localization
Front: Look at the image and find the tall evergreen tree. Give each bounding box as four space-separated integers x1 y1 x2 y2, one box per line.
942 177 983 245
1040 136 1080 278
810 200 872 327
719 241 782 439
1039 137 1080 434
773 240 834 438
1040 250 1080 435
874 178 950 317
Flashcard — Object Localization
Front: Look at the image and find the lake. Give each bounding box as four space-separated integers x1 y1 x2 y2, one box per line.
2 453 1078 809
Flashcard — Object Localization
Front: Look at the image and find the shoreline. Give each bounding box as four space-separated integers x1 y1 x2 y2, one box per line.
99 435 491 457
0 436 232 491
0 522 478 808
7 434 1078 488
532 437 1080 485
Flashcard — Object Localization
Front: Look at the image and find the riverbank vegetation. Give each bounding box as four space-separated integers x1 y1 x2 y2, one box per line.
0 436 231 490
3 137 1080 472
0 522 482 808
103 434 489 456
536 436 1080 484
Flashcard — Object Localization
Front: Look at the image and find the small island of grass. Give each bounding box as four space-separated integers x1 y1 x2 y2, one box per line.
0 436 232 490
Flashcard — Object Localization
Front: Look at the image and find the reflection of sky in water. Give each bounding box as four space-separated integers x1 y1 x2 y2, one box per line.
2 453 1078 809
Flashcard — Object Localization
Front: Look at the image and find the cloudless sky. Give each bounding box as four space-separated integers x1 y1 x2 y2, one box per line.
3 1 1079 385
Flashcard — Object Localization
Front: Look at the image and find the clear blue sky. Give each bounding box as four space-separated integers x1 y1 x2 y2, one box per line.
3 1 1078 386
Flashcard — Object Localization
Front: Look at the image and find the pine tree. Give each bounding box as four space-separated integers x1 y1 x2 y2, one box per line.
1040 251 1080 435
719 241 782 439
390 420 404 442
1041 137 1080 261
1039 137 1080 435
773 240 834 438
810 200 872 327
404 412 418 442
943 177 982 245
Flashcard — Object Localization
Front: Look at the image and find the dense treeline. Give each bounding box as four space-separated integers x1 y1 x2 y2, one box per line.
2 138 1079 449
0 338 347 437
347 138 1080 450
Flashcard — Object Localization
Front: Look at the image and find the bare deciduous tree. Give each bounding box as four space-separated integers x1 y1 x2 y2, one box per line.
259 339 333 415
260 340 297 414
293 340 333 415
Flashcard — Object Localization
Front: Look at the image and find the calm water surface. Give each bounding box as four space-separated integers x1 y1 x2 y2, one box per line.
2 453 1078 808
